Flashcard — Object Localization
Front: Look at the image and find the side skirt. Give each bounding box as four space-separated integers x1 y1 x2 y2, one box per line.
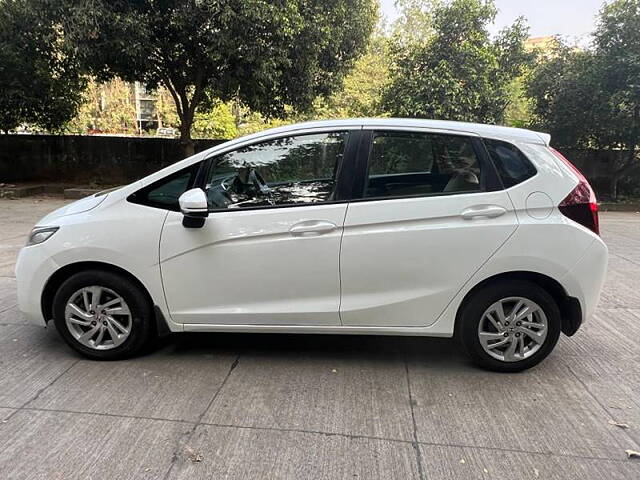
181 323 454 337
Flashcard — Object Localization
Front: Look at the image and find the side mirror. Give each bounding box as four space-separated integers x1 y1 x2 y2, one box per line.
178 188 208 228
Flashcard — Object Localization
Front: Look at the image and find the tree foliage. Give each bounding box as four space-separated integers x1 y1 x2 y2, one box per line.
526 45 606 149
503 77 533 128
155 88 238 139
0 0 85 133
390 0 439 46
62 0 377 154
190 102 237 140
382 0 532 124
527 0 640 198
67 78 138 134
307 32 391 119
594 0 640 171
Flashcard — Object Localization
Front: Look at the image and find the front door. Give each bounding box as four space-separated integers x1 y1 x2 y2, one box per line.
160 130 356 326
340 129 517 327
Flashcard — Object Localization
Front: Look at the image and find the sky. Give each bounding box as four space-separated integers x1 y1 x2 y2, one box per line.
380 0 607 44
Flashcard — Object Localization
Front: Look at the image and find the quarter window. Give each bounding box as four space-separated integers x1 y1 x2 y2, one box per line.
365 132 482 198
484 138 536 188
129 164 197 211
205 132 348 209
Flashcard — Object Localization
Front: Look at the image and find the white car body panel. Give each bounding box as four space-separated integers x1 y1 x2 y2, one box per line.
339 191 517 327
16 195 173 327
14 118 606 343
159 204 347 326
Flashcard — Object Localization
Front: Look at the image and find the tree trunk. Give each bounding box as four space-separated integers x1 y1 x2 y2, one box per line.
160 72 203 158
178 99 196 158
610 145 638 201
610 175 619 201
179 123 195 157
178 91 199 158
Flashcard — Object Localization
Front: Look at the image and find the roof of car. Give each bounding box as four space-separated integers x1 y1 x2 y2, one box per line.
246 118 551 146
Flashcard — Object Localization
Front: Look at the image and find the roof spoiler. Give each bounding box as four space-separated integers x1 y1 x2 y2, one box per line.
536 132 551 146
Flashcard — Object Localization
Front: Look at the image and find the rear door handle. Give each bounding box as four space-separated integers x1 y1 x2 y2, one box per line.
461 206 507 220
289 220 337 236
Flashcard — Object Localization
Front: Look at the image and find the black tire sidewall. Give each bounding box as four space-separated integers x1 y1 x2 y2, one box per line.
52 270 153 360
459 280 561 372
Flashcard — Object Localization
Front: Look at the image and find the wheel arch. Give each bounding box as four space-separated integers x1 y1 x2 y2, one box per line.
41 261 165 333
455 271 582 337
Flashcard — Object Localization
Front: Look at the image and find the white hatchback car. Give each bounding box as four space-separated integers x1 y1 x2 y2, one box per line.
16 119 607 371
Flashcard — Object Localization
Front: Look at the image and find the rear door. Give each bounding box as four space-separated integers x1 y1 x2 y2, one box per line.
340 128 517 327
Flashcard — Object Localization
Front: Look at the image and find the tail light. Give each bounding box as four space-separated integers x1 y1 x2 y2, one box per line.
551 148 599 235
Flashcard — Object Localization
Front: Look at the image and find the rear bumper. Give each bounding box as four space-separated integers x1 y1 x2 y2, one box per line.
561 236 608 327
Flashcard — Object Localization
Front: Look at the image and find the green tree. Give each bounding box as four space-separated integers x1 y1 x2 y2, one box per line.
155 88 237 139
503 77 533 128
390 0 439 45
526 46 605 149
235 108 293 137
67 78 138 134
0 0 85 133
191 102 238 140
308 32 391 119
594 0 640 198
526 0 640 198
382 0 531 124
63 0 377 155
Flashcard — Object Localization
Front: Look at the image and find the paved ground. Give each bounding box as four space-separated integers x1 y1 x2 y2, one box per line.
0 197 639 480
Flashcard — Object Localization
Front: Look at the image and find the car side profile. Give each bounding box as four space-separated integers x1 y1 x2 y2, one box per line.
15 119 608 372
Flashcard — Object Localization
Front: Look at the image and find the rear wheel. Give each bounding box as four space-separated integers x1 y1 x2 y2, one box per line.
458 280 561 372
52 270 154 360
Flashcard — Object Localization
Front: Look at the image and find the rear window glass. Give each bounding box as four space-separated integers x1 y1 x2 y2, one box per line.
484 139 536 188
365 132 482 198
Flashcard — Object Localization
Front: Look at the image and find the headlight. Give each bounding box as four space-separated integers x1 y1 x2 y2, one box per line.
26 227 59 246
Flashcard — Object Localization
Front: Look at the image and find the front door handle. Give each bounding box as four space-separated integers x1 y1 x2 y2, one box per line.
289 220 337 236
461 205 507 220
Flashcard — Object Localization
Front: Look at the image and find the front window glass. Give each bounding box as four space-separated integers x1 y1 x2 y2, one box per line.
205 132 348 209
365 132 482 198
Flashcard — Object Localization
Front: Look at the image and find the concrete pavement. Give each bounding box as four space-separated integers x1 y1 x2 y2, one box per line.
0 198 639 479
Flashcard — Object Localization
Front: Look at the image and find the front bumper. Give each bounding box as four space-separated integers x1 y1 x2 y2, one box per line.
15 245 59 326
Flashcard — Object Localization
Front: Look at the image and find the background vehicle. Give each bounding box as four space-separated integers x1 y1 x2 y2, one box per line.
15 119 607 372
156 127 177 138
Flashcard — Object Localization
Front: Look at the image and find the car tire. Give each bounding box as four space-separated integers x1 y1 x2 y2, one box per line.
52 270 155 360
458 280 561 372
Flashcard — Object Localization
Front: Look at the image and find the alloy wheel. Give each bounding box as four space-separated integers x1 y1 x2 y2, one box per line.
477 296 548 363
64 286 132 350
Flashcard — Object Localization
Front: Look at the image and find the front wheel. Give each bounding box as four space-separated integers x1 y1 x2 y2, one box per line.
458 280 561 372
52 270 155 360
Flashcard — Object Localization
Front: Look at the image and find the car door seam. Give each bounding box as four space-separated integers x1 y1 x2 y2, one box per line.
431 216 520 328
337 202 350 326
157 210 180 329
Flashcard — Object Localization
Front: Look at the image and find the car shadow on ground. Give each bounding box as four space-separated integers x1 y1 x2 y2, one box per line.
150 330 474 369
